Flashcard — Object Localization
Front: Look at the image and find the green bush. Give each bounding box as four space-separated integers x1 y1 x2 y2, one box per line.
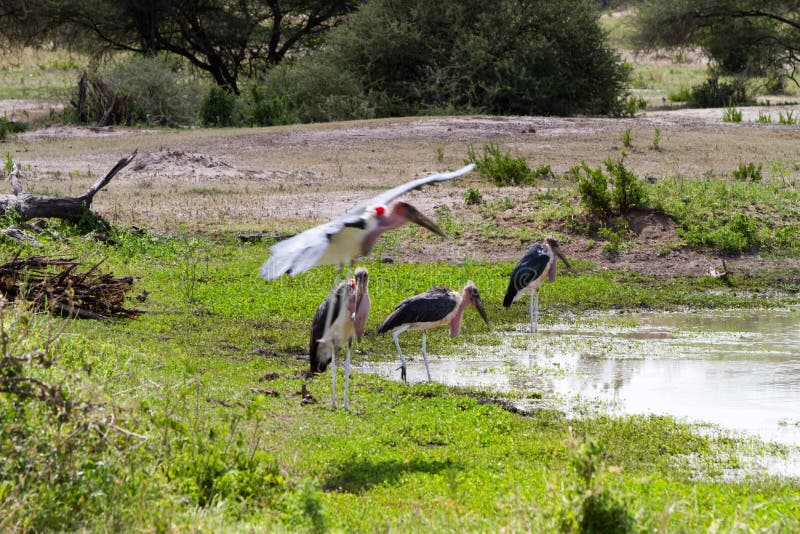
574 162 612 216
731 162 762 182
668 87 692 102
257 60 372 124
573 157 647 217
560 435 634 533
104 56 204 126
688 76 750 108
467 142 535 186
284 0 630 118
0 115 27 140
464 188 484 205
245 85 293 126
200 86 239 127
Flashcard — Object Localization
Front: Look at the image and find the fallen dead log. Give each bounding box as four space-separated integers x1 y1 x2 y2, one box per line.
0 150 137 224
0 255 143 320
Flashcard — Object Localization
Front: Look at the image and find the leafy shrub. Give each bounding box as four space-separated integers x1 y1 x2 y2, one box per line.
257 60 372 124
285 0 630 118
532 164 555 180
621 128 632 148
616 95 647 118
573 157 647 217
688 76 750 108
245 85 292 126
104 56 204 126
0 115 27 141
731 162 763 182
464 188 483 205
574 162 612 216
200 86 239 127
651 127 661 151
668 87 692 102
560 434 634 533
466 142 535 186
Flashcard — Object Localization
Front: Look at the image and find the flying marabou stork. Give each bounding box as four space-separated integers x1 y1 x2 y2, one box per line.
378 282 490 383
258 164 476 281
503 236 571 333
309 268 370 409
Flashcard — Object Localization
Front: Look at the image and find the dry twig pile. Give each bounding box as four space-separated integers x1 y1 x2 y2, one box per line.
0 255 142 320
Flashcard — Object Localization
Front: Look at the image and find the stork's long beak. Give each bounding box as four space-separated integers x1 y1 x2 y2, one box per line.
553 244 571 269
473 294 491 327
403 203 445 238
354 270 368 313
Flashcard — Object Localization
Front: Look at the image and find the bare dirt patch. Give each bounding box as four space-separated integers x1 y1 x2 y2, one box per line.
6 109 800 280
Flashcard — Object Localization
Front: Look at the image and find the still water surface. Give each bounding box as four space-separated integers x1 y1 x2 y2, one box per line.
359 309 800 446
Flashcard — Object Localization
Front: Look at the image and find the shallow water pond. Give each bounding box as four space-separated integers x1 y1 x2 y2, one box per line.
358 308 800 447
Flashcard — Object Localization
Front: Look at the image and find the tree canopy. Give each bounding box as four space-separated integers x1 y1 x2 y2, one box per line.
0 0 357 94
634 0 797 80
264 0 631 120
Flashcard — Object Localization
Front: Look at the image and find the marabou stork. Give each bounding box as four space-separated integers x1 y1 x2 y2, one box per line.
378 282 490 383
309 268 370 409
259 163 474 358
258 164 476 281
503 236 571 333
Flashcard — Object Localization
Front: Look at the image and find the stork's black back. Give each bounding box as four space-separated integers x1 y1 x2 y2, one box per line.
378 286 457 333
503 243 551 307
309 281 348 373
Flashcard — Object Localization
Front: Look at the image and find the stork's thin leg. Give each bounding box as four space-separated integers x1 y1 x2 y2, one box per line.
421 331 432 382
392 326 409 383
321 269 344 346
534 290 540 333
343 340 352 410
329 344 337 409
528 290 535 334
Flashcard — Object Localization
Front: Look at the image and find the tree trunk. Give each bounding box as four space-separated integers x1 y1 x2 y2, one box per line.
0 150 137 223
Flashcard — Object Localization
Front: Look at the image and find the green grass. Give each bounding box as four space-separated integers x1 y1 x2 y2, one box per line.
649 175 800 253
1 227 799 531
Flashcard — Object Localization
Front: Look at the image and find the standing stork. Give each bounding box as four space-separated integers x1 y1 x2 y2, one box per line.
259 163 475 359
310 268 370 409
378 282 490 383
503 236 571 333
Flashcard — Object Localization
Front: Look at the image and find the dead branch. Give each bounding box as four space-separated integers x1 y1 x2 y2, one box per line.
0 150 137 223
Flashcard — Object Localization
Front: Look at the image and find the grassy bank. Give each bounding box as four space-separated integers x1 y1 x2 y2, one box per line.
1 228 799 532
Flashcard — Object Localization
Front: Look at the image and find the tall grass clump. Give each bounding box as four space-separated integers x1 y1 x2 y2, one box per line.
467 142 535 186
778 110 798 125
722 103 742 123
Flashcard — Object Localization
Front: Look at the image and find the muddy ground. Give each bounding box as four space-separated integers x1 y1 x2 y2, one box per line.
5 104 800 281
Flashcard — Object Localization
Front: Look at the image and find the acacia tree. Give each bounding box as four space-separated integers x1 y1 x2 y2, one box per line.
0 0 357 94
635 0 796 81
